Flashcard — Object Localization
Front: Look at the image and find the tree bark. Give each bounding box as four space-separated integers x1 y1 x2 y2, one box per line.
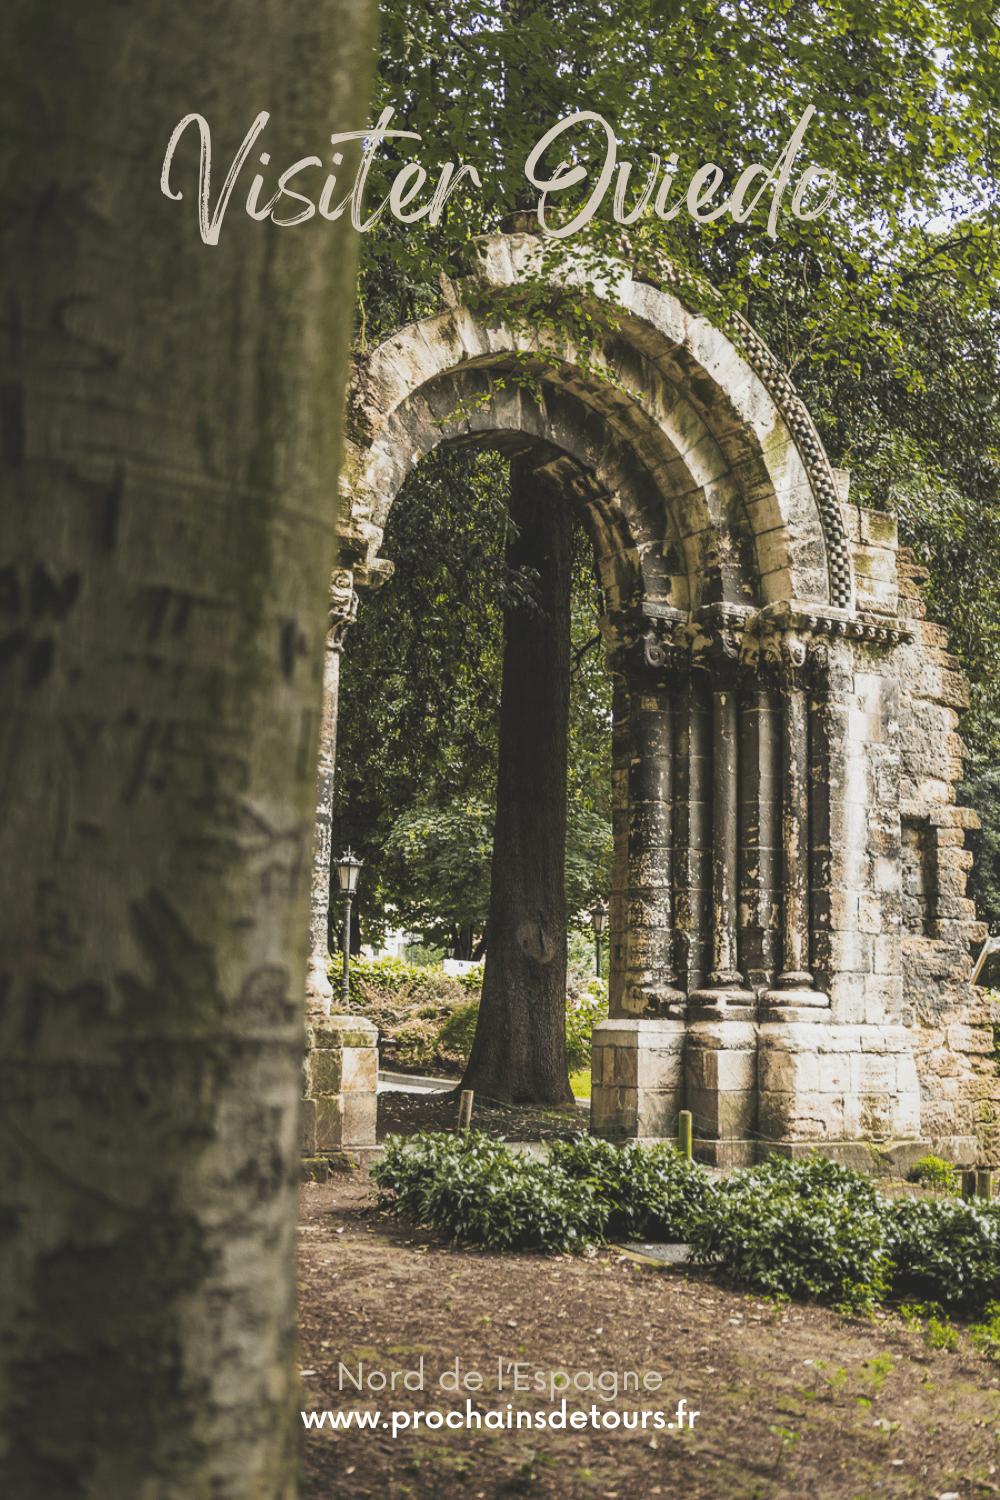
461 456 574 1106
0 4 374 1496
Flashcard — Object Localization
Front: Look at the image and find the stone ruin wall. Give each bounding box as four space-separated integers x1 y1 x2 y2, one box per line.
842 492 1000 1161
314 243 1000 1164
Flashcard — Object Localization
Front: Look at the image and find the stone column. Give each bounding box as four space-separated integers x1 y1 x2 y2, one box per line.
301 569 381 1160
305 570 357 1017
302 1014 380 1163
592 615 685 1141
738 671 781 989
673 668 712 993
625 627 687 1018
763 630 828 1016
689 630 755 1017
686 625 756 1159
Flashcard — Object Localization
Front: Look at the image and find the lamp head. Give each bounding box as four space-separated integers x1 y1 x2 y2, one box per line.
589 897 608 935
335 848 364 894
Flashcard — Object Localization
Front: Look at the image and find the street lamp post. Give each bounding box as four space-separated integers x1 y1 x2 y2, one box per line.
589 897 608 979
334 849 364 1007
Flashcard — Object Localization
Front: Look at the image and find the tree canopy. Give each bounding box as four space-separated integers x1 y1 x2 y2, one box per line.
337 0 1000 941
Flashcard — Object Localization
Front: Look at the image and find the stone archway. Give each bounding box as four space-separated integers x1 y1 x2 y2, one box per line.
304 229 989 1166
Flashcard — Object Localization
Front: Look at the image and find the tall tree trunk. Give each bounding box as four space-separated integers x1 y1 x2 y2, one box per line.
461 456 574 1106
0 4 374 1496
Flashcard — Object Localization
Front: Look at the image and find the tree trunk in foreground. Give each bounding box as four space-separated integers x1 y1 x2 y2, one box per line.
461 456 574 1106
0 4 374 1496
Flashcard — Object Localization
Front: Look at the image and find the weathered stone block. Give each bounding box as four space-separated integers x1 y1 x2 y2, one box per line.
612 1048 639 1087
301 1098 318 1156
308 1051 344 1095
310 1016 378 1050
859 508 898 549
687 1085 756 1139
759 1090 845 1140
315 1091 377 1152
689 1046 756 1092
859 895 883 934
636 1090 685 1138
851 1054 897 1093
759 1049 820 1094
947 1024 994 1055
853 542 897 579
637 1048 684 1090
342 1046 379 1092
873 934 901 976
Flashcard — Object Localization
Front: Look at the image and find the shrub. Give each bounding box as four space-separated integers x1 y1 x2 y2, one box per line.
371 1132 608 1253
687 1154 892 1310
906 1154 958 1192
548 1134 713 1241
886 1197 1000 1307
968 1301 1000 1361
342 954 604 1076
436 1001 480 1059
371 1134 1000 1312
565 980 608 1072
339 955 478 1071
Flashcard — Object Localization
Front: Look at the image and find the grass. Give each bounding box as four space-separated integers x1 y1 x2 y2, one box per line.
569 1068 592 1099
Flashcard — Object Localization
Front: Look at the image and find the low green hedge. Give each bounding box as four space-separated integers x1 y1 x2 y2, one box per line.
372 1132 1000 1313
549 1134 713 1241
340 955 608 1078
687 1154 891 1308
371 1131 609 1253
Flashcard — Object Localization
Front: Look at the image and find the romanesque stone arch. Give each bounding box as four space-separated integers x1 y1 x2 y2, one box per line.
303 230 992 1167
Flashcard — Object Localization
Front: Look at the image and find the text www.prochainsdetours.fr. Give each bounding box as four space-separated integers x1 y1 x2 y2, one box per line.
302 1397 699 1438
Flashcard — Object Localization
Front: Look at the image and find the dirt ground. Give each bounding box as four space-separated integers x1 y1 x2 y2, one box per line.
298 1171 1000 1500
376 1090 586 1143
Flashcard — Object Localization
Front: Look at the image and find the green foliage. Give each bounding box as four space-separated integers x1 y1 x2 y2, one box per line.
547 1134 714 1241
343 955 481 1070
968 1301 1000 1362
885 1197 1000 1307
923 1312 960 1351
382 798 495 954
335 450 612 951
374 1135 1000 1314
960 768 1000 933
906 1154 959 1192
565 979 608 1073
566 925 609 994
436 1001 481 1060
344 955 598 1076
687 1154 892 1310
371 1132 609 1252
863 1352 895 1393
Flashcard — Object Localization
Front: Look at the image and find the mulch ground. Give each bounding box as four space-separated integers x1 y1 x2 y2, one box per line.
377 1088 587 1144
298 1170 1000 1500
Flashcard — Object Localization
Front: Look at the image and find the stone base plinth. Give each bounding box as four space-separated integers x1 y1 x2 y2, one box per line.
590 1018 685 1139
758 1021 921 1142
685 1020 758 1140
762 1137 977 1172
689 1137 756 1167
302 1014 378 1154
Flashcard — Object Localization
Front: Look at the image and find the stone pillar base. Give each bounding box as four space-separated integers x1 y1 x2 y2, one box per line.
302 1014 378 1154
758 1021 920 1142
760 980 829 1024
590 1019 685 1140
685 1020 758 1139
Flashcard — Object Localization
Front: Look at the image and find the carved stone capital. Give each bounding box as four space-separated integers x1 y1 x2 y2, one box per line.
328 569 359 652
642 622 691 677
689 604 754 690
692 625 743 690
